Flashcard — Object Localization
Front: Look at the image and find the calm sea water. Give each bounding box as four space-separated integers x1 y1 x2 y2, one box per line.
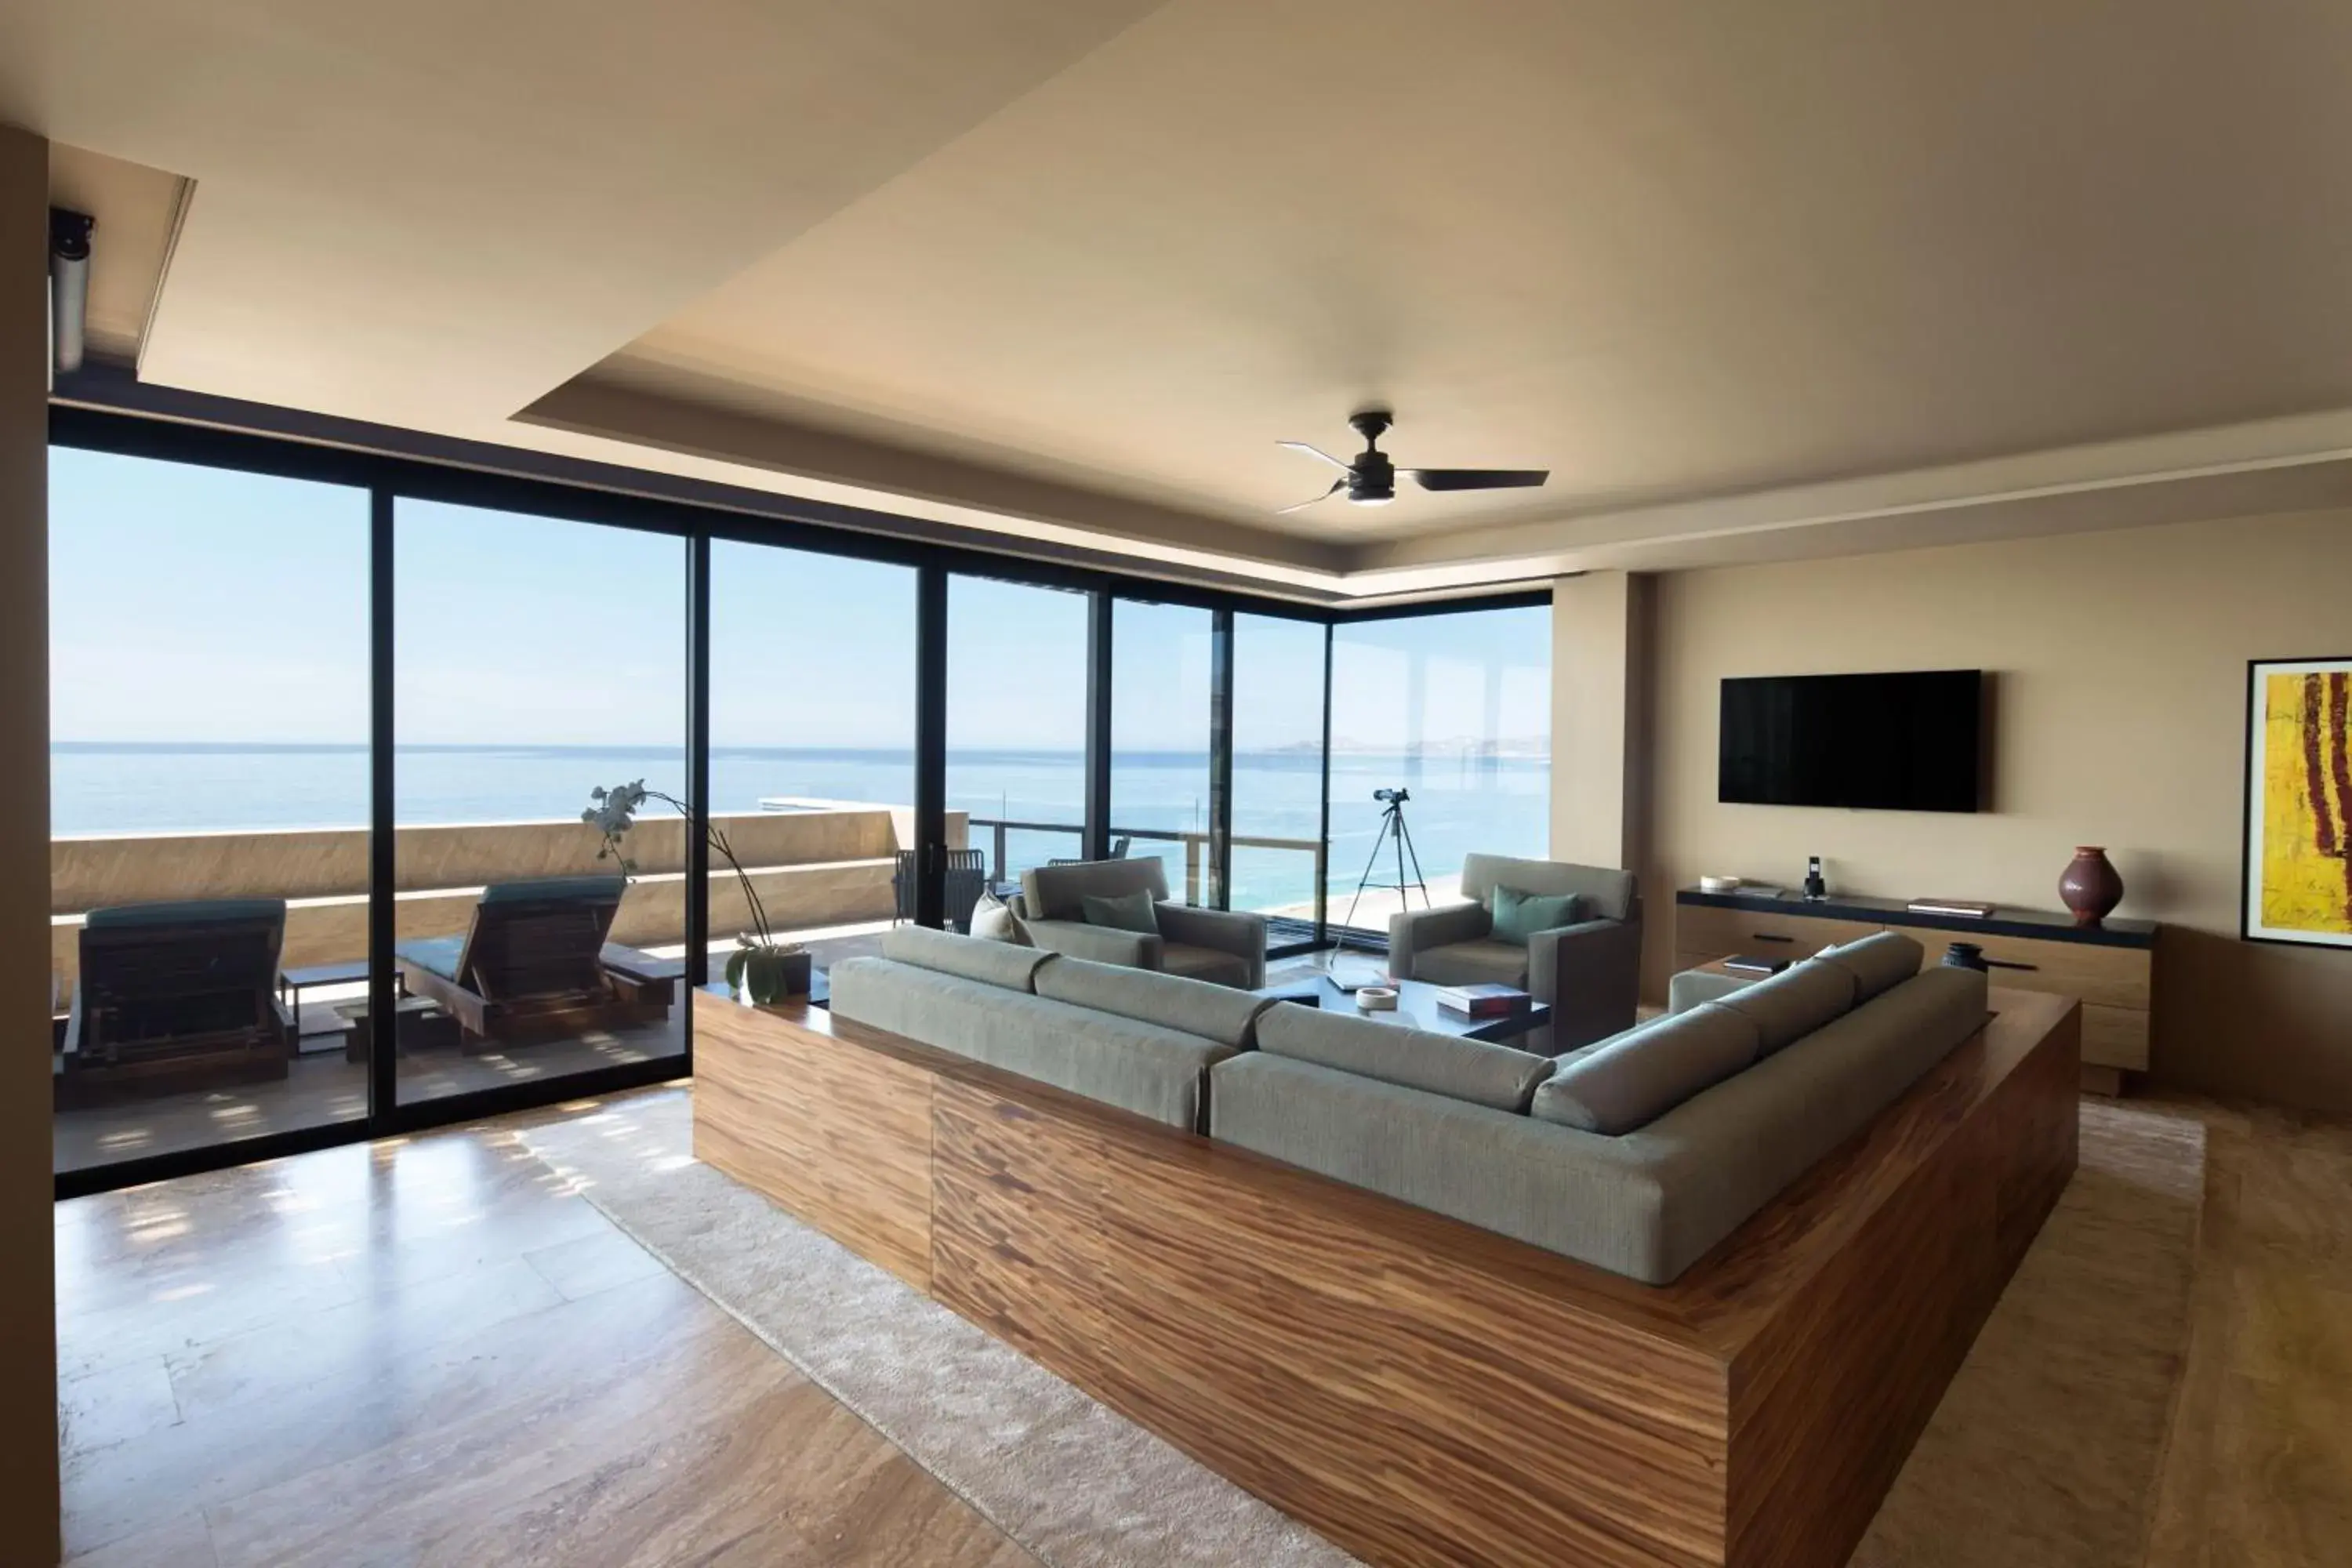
51 743 1547 915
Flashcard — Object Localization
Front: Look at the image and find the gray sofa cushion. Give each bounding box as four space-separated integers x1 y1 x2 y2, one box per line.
1531 1004 1762 1134
1709 957 1856 1054
1814 931 1924 1002
1034 954 1274 1050
1081 889 1160 934
880 924 1051 992
1214 964 1990 1283
1412 938 1530 989
1256 1003 1551 1112
1213 1053 1680 1281
829 956 1230 1130
1162 942 1255 989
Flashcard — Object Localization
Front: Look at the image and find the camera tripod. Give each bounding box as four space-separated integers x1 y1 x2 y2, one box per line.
1340 791 1431 935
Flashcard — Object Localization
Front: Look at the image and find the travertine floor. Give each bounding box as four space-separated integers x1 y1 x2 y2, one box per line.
54 1083 2352 1566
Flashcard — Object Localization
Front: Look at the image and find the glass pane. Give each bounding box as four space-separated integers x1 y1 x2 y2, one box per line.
1232 614 1328 942
1110 600 1214 906
709 543 917 982
394 500 687 1104
49 448 369 1175
949 575 1089 893
1327 605 1552 935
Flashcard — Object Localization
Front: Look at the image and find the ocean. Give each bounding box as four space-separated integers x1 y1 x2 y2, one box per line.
50 743 1549 916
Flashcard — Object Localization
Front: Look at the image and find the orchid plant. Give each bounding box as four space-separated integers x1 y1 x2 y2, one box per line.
583 779 804 997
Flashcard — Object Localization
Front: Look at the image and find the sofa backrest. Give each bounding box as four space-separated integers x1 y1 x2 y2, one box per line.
1256 1003 1552 1112
880 924 1051 992
1704 956 1856 1054
1532 1004 1761 1134
1459 855 1636 924
1813 931 1926 1001
1022 858 1171 921
1035 955 1274 1050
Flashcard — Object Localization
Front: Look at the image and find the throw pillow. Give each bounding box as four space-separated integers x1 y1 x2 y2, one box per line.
1490 885 1583 946
1080 888 1161 935
966 891 1025 945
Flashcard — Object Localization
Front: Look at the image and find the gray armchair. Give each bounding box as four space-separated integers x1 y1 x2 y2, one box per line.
1388 853 1641 1051
1018 858 1267 989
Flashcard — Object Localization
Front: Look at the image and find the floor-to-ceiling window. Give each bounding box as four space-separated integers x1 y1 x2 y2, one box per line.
1327 604 1552 936
1231 613 1330 945
393 499 688 1105
947 575 1091 889
709 541 920 966
49 448 371 1176
1110 599 1215 906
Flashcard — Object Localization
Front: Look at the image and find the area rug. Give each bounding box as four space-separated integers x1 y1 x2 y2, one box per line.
522 1094 2202 1568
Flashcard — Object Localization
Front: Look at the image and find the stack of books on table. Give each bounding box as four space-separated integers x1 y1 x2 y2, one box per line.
1432 982 1533 1018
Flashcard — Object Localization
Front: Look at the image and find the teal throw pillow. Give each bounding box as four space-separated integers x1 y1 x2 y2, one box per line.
1490 885 1583 946
1080 889 1161 935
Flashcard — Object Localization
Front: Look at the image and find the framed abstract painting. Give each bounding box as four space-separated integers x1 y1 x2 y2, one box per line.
2244 657 2352 949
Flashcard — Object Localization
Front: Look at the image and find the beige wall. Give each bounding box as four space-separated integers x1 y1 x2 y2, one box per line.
1548 572 1653 873
1636 509 2352 1112
1 124 63 1563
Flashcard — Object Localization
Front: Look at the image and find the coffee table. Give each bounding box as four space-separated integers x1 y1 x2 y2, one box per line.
1254 973 1551 1044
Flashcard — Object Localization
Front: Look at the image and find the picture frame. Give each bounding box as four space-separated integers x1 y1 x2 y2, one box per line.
2241 656 2352 949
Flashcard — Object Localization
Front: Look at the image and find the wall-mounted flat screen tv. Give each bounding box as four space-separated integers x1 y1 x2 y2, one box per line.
1719 670 1984 812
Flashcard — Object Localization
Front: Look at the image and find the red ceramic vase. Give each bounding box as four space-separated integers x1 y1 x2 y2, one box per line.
2058 847 2124 928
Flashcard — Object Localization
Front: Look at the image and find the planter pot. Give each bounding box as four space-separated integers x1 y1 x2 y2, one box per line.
732 947 812 1004
2058 847 2125 928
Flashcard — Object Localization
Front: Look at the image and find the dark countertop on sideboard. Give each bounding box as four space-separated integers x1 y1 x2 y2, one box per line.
1675 887 2157 949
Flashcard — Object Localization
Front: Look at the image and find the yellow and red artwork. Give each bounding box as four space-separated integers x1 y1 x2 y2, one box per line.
2248 659 2352 947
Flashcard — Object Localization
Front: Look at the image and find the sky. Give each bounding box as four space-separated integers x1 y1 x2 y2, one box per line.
49 446 1548 753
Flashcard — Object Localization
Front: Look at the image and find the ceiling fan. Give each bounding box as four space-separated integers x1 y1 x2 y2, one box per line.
1276 409 1548 513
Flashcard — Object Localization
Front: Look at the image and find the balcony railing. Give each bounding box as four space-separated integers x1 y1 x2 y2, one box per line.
967 815 1325 913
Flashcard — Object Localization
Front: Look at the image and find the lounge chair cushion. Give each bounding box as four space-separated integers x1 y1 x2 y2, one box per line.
1410 939 1530 989
396 935 466 982
1162 942 1255 989
481 874 626 905
85 898 286 929
1081 890 1161 935
1490 887 1583 946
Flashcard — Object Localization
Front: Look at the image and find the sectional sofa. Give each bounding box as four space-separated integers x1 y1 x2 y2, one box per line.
829 923 1986 1283
709 922 2078 1568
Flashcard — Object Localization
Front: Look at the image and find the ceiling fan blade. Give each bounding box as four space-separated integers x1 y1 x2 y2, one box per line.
1278 440 1353 470
1276 478 1347 514
1405 467 1550 492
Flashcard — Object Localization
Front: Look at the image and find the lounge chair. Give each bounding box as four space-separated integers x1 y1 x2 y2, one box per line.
1018 858 1266 988
60 898 293 1105
891 849 989 930
396 875 661 1050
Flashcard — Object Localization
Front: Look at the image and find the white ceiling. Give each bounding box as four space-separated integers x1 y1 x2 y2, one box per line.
12 0 2352 596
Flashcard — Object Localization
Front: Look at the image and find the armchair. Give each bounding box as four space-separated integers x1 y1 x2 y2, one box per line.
1388 853 1642 1051
1018 858 1266 989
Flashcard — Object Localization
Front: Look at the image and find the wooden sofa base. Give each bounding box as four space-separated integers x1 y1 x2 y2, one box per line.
692 988 2080 1568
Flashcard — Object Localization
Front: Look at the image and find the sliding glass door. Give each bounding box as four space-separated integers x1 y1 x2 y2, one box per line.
709 541 918 976
1327 604 1553 935
1110 599 1216 907
946 574 1091 905
392 499 688 1105
1231 613 1330 946
48 448 371 1178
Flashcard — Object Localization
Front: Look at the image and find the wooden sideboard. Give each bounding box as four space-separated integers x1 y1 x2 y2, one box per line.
1675 888 2157 1091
